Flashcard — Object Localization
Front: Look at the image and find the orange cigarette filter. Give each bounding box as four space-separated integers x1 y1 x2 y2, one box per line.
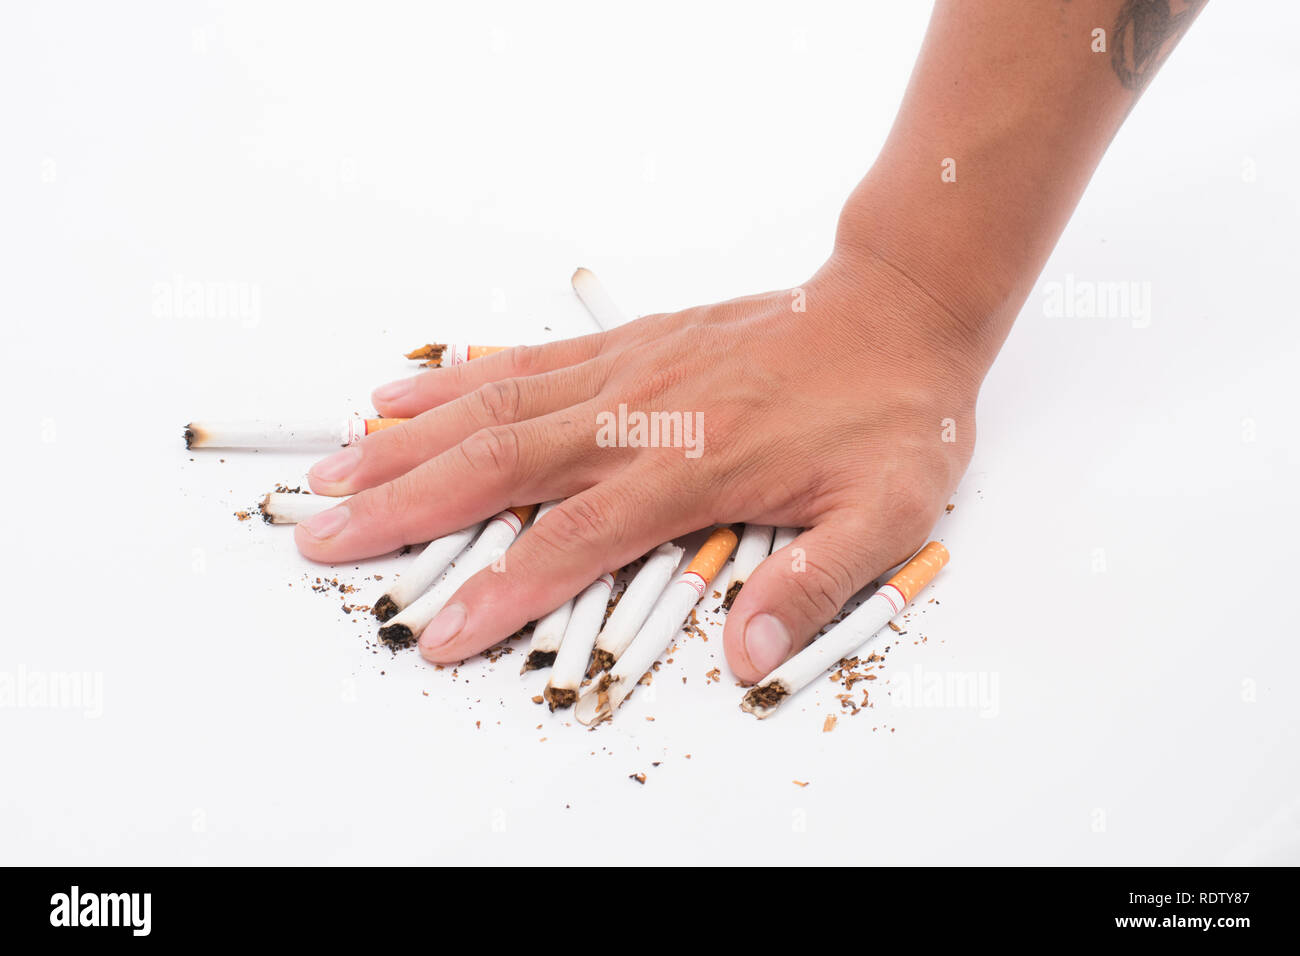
883 542 950 604
364 417 408 434
404 344 508 367
683 526 740 591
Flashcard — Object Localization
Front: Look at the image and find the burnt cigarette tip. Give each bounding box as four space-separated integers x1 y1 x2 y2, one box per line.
372 594 399 623
378 623 414 648
257 493 274 524
520 649 556 674
586 648 615 679
183 424 197 450
740 681 788 719
543 686 576 712
722 580 744 612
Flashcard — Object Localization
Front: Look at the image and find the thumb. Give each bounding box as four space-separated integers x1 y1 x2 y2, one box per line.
722 517 897 685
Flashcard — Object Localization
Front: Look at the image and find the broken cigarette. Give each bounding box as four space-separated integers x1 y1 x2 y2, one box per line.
376 505 537 648
404 344 507 368
723 524 775 610
372 521 485 622
571 267 629 330
575 527 738 725
740 541 950 719
543 572 616 710
183 416 407 450
588 542 684 676
520 502 573 671
259 492 350 525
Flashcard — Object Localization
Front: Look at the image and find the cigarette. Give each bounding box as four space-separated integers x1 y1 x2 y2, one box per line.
587 542 684 677
404 344 508 367
183 416 407 450
520 502 573 671
258 492 350 525
571 267 629 330
740 541 950 719
575 527 738 726
376 505 537 648
543 572 616 710
372 522 485 622
771 526 800 552
722 524 775 610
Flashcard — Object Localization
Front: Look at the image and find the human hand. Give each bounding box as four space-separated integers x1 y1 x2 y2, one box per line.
295 246 986 682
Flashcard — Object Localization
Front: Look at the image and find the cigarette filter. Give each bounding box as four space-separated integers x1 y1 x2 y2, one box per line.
544 572 616 710
259 492 350 525
404 344 507 367
740 541 949 719
588 542 684 676
376 505 536 648
372 521 485 622
723 524 775 610
184 416 406 450
571 267 629 330
575 527 738 725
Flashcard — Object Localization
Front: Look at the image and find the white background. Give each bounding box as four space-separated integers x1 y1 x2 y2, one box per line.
2 1 1297 865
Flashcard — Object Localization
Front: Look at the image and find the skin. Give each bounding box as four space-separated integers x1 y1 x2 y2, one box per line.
297 1 1206 681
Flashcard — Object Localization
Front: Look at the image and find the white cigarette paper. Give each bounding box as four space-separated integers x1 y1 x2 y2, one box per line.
259 492 350 525
377 505 536 647
575 528 738 726
771 527 800 552
372 522 484 622
522 599 572 672
588 542 684 675
571 267 629 330
543 573 615 710
723 524 775 610
521 502 572 671
185 417 394 450
741 542 950 718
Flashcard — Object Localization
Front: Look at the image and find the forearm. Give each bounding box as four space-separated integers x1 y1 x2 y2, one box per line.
833 0 1207 371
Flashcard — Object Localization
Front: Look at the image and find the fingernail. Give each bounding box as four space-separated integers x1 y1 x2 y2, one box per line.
421 603 466 649
310 446 361 483
299 505 350 539
744 614 792 674
372 377 415 404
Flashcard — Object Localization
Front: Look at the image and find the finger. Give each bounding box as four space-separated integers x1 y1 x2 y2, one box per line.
295 407 608 563
723 517 907 684
372 337 608 418
415 475 704 664
308 362 603 496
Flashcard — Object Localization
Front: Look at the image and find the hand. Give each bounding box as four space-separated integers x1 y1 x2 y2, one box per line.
295 245 985 681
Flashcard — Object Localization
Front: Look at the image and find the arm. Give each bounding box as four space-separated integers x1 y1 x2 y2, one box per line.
294 1 1206 681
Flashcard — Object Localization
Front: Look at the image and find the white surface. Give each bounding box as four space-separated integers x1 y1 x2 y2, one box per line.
1 1 1297 865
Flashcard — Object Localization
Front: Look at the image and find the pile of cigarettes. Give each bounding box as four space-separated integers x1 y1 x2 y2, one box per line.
186 269 950 724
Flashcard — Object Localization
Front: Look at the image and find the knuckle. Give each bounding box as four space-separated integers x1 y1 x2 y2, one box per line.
467 379 522 427
789 550 857 622
459 425 521 475
534 495 618 552
507 343 542 377
374 474 418 521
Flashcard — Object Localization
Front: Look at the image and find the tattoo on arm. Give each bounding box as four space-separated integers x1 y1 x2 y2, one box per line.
1111 0 1207 91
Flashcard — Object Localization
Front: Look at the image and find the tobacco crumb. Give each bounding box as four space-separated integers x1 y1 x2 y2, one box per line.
822 714 837 733
629 773 647 785
531 695 544 705
793 780 809 788
945 503 955 513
